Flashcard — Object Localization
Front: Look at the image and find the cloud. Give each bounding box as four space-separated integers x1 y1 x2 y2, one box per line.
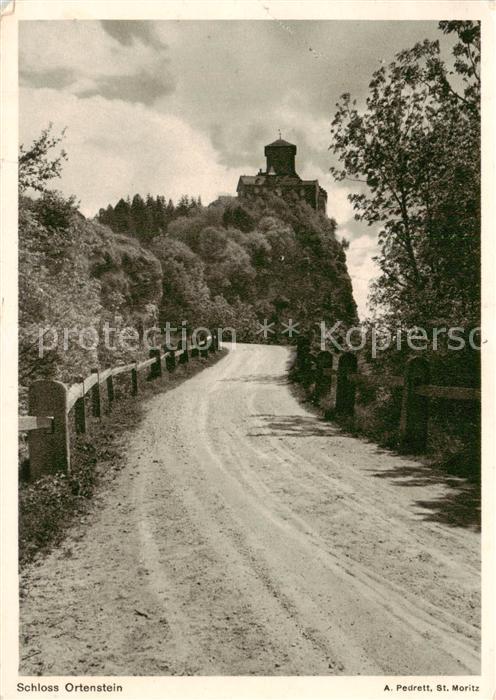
209 121 271 171
20 66 77 90
100 20 166 50
78 68 175 105
19 19 443 166
326 185 356 226
20 87 242 218
150 20 441 173
19 21 173 106
344 233 380 319
20 62 175 106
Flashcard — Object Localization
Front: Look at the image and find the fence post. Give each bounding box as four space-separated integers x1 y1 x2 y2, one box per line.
28 380 70 478
91 368 101 418
400 356 430 452
74 377 87 434
165 348 176 373
335 352 357 417
199 339 209 359
131 363 138 396
179 336 189 364
296 336 314 391
296 336 310 373
106 365 114 413
148 348 162 379
302 351 316 392
313 351 333 404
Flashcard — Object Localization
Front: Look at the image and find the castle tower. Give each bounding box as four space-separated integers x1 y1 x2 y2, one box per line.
264 137 297 176
237 137 327 213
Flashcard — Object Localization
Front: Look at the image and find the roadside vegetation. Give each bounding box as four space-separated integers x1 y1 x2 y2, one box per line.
19 350 226 567
324 21 480 477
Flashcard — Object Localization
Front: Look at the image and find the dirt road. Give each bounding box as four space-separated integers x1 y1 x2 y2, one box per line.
20 344 480 676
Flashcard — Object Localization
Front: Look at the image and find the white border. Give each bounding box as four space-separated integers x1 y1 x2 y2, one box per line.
1 2 494 699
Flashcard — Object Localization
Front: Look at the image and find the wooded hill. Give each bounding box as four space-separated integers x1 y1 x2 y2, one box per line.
19 183 356 396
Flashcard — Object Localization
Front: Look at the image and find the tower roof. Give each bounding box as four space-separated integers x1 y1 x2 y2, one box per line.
265 137 296 148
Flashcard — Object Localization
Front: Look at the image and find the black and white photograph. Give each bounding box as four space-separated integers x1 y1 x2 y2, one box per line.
0 1 494 698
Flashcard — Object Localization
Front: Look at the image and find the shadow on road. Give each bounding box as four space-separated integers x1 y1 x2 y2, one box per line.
249 414 480 532
248 413 341 438
220 373 289 386
368 458 481 532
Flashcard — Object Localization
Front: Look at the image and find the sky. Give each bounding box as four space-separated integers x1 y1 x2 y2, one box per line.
19 19 445 318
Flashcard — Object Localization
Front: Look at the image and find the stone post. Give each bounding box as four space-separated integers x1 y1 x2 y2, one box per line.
91 368 101 418
74 377 87 434
28 380 70 478
131 363 138 396
148 349 162 379
106 366 114 412
166 349 176 373
400 356 430 452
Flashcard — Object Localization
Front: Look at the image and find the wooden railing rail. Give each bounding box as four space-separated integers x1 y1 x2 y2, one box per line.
18 416 54 432
19 333 219 479
346 372 480 399
414 385 480 401
296 343 480 453
347 372 404 389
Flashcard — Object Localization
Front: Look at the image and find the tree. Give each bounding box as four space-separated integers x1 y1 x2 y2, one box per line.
197 226 256 301
151 236 211 327
97 204 115 229
330 21 480 329
18 128 164 388
130 193 147 238
19 123 68 194
113 198 132 233
175 195 191 217
166 198 175 221
31 190 79 232
153 195 167 233
223 204 255 233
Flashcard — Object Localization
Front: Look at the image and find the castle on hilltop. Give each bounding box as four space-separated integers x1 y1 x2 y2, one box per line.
236 136 327 213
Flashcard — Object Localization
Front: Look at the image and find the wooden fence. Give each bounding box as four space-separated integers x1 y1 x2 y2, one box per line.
296 342 480 453
19 332 219 479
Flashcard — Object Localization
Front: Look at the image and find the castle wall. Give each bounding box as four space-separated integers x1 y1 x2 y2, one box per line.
237 178 326 213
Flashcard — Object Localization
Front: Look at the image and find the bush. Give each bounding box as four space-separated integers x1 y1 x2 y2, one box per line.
18 439 97 566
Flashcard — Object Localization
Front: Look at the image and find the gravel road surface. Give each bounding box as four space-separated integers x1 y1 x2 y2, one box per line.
20 344 480 676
